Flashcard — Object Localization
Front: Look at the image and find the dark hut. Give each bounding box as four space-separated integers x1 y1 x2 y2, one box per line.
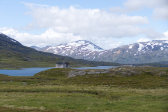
56 62 69 68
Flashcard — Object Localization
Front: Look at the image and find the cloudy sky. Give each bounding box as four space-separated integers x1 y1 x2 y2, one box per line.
0 0 168 49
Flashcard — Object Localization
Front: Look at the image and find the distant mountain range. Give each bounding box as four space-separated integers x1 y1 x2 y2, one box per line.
33 40 103 60
32 40 168 64
0 33 118 69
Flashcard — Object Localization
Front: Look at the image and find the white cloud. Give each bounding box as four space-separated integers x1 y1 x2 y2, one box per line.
143 29 165 39
0 27 125 49
0 3 166 49
25 4 148 38
0 27 82 47
124 0 168 20
124 0 162 10
137 31 168 43
0 27 167 49
163 31 168 40
153 7 168 19
164 31 168 37
137 38 150 42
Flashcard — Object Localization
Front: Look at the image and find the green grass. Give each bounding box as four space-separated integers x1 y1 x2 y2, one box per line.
0 67 168 112
0 86 167 112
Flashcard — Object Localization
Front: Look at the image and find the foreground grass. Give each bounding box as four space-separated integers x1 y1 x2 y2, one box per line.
0 67 168 112
0 86 167 112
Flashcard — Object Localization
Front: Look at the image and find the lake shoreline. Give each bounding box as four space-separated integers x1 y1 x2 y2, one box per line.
0 66 118 76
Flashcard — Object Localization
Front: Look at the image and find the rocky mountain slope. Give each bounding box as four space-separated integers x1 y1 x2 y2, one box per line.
33 40 168 64
34 40 104 60
0 33 118 68
97 40 168 64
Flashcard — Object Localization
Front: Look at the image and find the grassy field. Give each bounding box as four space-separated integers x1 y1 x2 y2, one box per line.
0 67 168 112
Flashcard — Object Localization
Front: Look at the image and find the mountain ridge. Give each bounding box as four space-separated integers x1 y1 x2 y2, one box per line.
0 33 119 69
32 39 168 64
34 40 103 60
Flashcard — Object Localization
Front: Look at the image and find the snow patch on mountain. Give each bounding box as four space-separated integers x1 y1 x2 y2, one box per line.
33 40 104 60
138 43 144 51
0 33 19 44
129 45 133 49
127 40 168 53
32 39 168 64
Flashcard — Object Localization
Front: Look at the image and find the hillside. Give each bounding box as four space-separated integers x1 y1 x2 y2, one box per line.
0 33 119 69
98 40 168 64
32 40 103 60
34 40 168 64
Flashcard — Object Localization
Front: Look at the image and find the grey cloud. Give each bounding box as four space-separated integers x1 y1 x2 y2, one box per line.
124 0 168 20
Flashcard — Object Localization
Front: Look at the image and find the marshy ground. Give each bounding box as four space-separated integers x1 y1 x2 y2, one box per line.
0 67 168 112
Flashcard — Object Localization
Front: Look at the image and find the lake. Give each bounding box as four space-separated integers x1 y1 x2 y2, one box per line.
0 66 117 76
74 66 118 70
0 67 54 76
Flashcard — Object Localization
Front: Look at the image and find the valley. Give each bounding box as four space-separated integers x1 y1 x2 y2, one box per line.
1 1 167 111
0 67 168 112
0 33 168 112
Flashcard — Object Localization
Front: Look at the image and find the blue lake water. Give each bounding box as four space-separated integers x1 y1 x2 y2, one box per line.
74 66 118 70
0 66 117 76
0 67 55 76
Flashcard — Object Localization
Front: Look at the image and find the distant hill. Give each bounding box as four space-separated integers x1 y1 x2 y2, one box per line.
33 40 168 64
0 33 119 69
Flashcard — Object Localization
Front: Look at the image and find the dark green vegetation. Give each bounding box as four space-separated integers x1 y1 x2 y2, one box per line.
0 67 168 112
0 33 119 69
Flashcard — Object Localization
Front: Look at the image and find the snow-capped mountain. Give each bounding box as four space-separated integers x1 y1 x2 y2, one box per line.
1 33 116 68
32 40 168 64
34 40 104 60
95 40 168 64
128 40 168 52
